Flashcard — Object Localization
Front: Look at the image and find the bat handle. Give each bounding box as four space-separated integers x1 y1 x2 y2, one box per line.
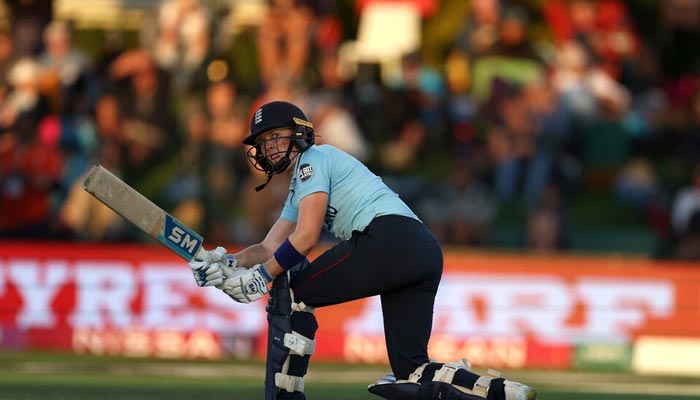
194 247 209 262
192 246 228 263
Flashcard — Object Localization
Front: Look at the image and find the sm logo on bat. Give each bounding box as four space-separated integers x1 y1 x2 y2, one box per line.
162 214 203 259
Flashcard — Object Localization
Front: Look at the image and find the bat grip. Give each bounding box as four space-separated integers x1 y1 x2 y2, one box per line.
194 247 209 262
193 246 227 263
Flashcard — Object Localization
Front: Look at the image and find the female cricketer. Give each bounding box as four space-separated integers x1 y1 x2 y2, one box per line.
188 101 537 400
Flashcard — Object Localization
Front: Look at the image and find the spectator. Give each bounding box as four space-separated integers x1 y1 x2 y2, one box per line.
38 21 100 115
522 78 575 204
0 133 64 238
549 40 632 193
206 81 250 185
57 95 132 241
307 94 369 162
107 49 179 196
256 0 315 87
302 46 369 162
0 57 48 137
453 0 501 57
0 30 18 90
680 90 700 161
57 163 131 242
305 46 366 158
551 41 631 120
0 58 61 238
149 0 212 92
470 5 546 102
673 211 700 261
613 157 664 212
162 80 251 243
657 0 700 78
5 0 53 57
35 21 102 220
671 162 700 237
377 51 447 206
311 47 355 111
482 81 543 203
556 0 640 78
524 205 564 253
443 48 479 158
419 160 499 245
524 180 568 252
202 80 251 240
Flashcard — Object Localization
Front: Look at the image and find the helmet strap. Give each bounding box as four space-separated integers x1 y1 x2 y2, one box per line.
255 173 273 192
255 141 297 192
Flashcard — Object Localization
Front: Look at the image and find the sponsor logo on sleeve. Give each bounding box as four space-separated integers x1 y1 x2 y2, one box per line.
298 164 313 181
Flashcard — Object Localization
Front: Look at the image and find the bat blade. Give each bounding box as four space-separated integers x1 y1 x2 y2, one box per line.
82 164 205 261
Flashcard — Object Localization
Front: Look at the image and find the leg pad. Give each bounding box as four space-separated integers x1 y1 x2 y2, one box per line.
368 380 484 400
265 273 318 400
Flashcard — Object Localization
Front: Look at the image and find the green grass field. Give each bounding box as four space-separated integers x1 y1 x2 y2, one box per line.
1 351 699 400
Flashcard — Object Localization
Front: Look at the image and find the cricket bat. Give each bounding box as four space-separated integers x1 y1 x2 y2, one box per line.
82 164 207 261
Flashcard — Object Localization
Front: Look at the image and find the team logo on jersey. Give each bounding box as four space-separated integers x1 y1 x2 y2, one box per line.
298 164 313 181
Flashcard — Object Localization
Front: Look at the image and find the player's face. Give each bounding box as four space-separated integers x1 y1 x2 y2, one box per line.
258 128 293 163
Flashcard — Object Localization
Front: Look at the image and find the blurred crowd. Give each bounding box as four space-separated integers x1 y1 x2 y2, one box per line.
1 0 700 260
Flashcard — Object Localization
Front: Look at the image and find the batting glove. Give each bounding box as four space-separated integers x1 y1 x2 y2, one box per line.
189 246 232 287
217 264 273 303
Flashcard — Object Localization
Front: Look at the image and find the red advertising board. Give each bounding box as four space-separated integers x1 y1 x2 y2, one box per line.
1 241 699 370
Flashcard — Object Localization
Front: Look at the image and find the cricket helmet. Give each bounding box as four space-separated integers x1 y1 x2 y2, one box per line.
244 101 315 191
244 101 314 148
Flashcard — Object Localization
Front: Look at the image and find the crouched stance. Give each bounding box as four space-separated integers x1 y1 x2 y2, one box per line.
187 101 537 400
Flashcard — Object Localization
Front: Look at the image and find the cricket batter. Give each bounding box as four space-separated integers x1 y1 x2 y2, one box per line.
189 101 537 400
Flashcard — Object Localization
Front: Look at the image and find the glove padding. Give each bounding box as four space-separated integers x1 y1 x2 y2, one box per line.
217 264 272 303
189 246 237 287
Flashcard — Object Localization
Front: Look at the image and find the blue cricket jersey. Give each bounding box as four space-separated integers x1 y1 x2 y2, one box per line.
279 144 418 240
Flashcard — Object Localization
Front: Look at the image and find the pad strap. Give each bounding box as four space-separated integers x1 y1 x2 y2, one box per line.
472 376 492 398
432 360 477 396
408 362 430 383
471 368 503 398
486 369 502 378
292 301 315 313
284 331 316 356
433 362 461 384
275 373 305 393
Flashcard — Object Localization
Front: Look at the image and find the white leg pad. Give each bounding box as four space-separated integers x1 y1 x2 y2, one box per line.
275 372 305 393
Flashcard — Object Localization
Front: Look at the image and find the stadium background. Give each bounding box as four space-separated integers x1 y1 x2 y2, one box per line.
1 0 700 398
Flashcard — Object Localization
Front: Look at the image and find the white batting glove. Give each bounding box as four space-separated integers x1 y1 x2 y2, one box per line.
220 253 238 277
217 264 273 303
189 246 229 287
